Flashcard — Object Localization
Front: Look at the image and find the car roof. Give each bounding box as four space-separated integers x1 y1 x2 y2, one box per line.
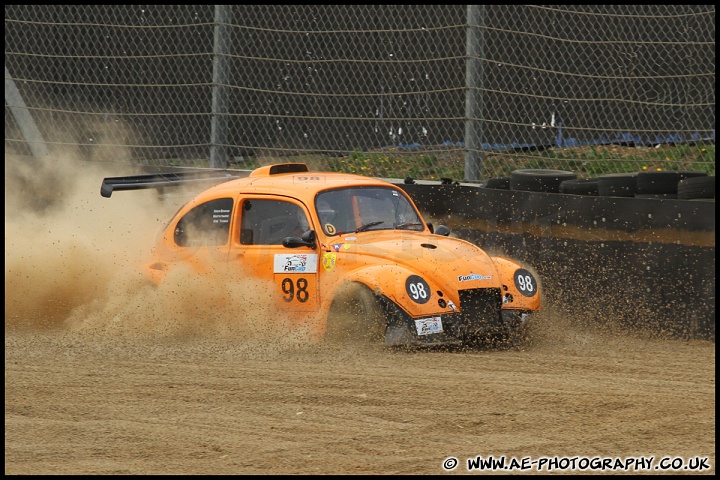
197 164 399 205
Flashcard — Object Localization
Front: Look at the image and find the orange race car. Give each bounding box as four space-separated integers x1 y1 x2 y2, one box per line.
101 163 541 347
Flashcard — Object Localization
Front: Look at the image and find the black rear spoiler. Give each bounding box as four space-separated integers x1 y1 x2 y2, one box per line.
100 169 249 198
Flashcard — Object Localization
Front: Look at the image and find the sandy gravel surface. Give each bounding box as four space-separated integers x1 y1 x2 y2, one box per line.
5 313 715 475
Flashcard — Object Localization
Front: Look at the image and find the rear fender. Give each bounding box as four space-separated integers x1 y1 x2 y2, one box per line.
144 261 167 285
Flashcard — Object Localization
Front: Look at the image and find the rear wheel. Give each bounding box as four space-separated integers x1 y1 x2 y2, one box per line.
325 283 387 345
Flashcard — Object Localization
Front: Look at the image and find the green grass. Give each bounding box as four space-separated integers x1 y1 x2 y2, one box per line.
325 143 715 181
191 142 715 182
325 148 465 180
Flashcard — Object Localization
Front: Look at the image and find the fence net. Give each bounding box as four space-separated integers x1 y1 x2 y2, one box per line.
5 5 715 181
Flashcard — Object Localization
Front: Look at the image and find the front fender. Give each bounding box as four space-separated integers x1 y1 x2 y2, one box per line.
491 256 542 311
329 264 446 318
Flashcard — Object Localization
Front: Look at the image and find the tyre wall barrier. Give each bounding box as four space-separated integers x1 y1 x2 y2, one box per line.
398 182 715 341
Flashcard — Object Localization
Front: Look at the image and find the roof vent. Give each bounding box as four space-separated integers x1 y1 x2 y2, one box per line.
250 163 310 177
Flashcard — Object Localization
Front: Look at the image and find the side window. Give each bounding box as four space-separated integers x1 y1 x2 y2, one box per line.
174 198 233 247
240 199 308 245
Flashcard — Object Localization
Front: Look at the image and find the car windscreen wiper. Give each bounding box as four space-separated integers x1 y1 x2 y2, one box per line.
395 222 424 230
353 221 384 233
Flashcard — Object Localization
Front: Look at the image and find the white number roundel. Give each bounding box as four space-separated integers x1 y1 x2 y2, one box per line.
405 275 430 304
513 269 537 297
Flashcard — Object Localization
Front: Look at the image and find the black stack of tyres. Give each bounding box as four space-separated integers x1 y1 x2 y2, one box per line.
596 172 638 197
677 176 715 200
509 169 576 193
634 171 707 199
559 178 599 196
483 176 511 190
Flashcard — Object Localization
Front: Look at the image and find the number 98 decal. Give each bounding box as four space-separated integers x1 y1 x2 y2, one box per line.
513 269 537 297
281 277 310 302
405 275 431 304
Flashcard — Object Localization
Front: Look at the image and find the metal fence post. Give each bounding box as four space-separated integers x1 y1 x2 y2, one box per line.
210 5 230 168
5 65 49 158
464 4 483 182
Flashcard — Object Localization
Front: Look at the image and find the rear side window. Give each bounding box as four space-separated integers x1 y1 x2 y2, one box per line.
174 198 233 247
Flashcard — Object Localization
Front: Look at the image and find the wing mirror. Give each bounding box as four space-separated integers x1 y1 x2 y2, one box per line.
434 224 451 236
282 229 317 248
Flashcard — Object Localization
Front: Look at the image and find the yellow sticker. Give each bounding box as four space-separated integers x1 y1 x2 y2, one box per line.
322 252 337 271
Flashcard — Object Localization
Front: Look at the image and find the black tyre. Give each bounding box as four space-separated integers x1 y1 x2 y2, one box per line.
597 172 638 197
636 171 707 195
484 176 511 190
325 283 387 344
559 178 599 196
510 169 577 193
677 176 715 199
634 193 678 199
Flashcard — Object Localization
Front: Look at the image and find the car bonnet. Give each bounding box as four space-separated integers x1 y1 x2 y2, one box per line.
325 231 501 289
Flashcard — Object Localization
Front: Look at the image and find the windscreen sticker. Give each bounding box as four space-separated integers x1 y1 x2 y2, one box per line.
415 317 443 336
274 254 318 273
458 273 492 282
322 252 337 271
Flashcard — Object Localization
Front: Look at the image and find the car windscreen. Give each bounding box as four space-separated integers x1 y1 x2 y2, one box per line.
315 186 424 236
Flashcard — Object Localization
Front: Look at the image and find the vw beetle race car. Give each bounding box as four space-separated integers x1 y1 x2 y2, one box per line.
101 163 541 347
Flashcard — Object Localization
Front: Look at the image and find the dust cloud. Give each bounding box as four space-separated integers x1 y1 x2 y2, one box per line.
4 153 304 349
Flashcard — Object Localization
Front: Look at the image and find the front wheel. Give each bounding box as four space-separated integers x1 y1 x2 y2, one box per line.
325 283 387 345
473 310 532 349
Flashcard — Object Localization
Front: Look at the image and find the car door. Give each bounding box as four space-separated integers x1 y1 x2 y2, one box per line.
229 196 320 314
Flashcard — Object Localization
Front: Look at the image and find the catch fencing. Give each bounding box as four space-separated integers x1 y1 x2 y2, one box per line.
5 5 715 180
